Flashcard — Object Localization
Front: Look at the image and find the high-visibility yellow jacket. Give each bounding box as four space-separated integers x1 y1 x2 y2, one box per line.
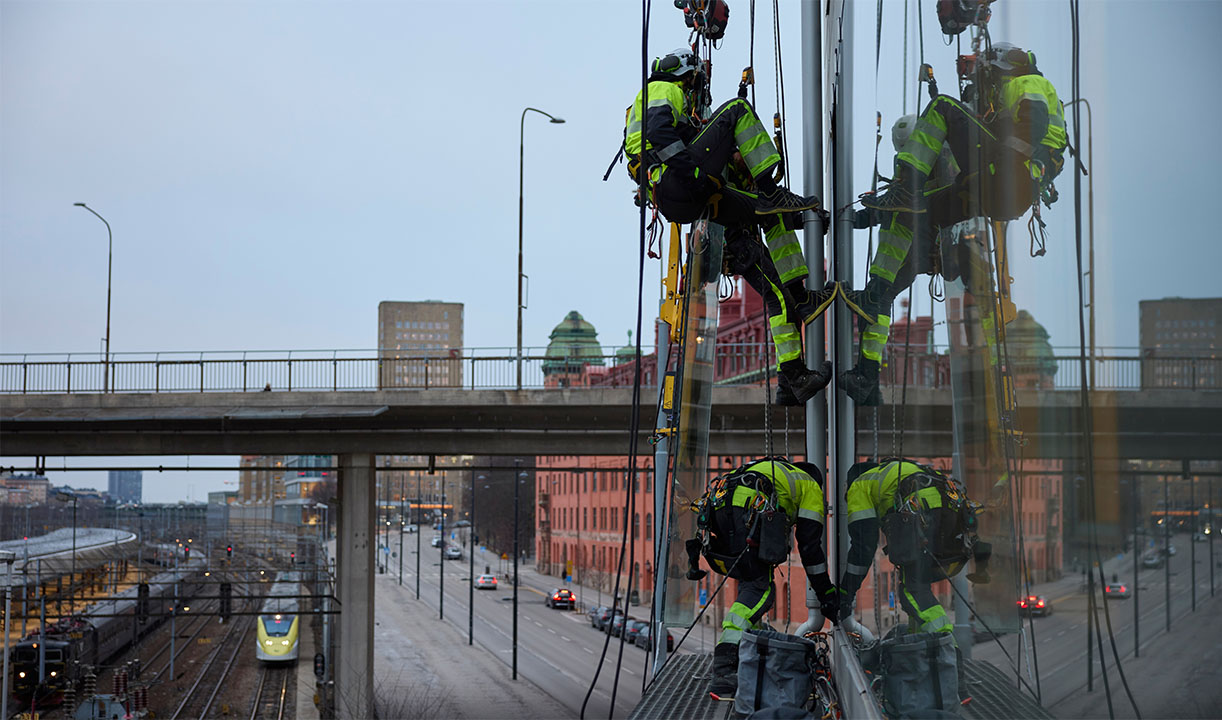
624 80 699 185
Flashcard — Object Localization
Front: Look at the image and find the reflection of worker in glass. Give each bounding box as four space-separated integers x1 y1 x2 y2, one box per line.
842 43 1066 405
838 460 991 629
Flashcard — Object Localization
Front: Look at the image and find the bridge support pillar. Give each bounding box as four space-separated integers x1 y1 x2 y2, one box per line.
336 453 375 720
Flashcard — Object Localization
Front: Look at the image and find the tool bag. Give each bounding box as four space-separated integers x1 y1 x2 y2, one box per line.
736 628 818 717
878 631 959 717
692 467 790 580
882 461 983 580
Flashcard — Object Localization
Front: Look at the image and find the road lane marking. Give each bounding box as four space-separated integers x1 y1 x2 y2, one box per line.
561 636 571 642
584 647 594 654
547 627 557 634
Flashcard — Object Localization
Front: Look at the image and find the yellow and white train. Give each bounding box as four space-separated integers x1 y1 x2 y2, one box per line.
255 571 301 662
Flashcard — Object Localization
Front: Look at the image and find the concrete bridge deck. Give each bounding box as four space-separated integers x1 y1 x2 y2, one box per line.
2 386 1219 460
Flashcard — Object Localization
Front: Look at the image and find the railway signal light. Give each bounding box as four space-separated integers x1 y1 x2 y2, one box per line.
137 583 149 622
226 545 233 559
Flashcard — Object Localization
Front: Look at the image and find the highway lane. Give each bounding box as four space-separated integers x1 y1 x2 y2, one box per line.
392 551 650 718
970 539 1219 712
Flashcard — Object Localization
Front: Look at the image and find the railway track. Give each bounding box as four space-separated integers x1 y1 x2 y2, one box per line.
168 614 254 719
249 665 291 720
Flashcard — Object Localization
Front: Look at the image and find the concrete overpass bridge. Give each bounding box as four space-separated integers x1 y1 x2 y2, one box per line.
3 356 1221 716
1 385 1219 461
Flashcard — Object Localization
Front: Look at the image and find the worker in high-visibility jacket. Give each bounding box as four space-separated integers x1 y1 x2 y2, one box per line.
836 459 991 634
625 47 834 404
841 42 1067 405
691 458 840 701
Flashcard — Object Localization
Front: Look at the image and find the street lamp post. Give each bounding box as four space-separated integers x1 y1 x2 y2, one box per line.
512 460 530 680
516 107 566 391
2 550 15 720
73 203 113 393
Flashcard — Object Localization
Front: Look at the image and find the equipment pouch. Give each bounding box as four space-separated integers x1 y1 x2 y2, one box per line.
756 510 789 566
882 511 924 566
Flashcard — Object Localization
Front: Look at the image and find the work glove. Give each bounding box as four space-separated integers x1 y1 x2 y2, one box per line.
817 585 842 625
837 595 856 623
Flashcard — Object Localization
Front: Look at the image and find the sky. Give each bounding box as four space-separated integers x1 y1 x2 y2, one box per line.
2 0 1219 503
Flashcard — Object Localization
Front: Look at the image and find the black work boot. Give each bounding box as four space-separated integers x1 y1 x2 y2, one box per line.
840 278 891 324
707 642 740 701
779 360 833 404
861 165 928 214
792 282 838 325
839 359 882 406
752 186 822 215
775 375 801 407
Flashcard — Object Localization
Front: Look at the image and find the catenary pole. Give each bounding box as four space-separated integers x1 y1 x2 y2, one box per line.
796 0 829 637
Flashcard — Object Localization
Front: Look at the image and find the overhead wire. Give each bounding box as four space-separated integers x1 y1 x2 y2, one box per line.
580 1 651 715
1066 0 1141 714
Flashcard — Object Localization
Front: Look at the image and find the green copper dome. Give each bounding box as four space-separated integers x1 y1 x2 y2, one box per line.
1008 310 1057 378
615 331 636 366
543 311 606 375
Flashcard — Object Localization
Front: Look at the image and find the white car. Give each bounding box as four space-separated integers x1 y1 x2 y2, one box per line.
444 545 462 560
475 574 498 590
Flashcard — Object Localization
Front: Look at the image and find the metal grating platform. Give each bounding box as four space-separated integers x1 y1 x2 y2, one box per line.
629 653 734 720
961 658 1055 720
630 652 1052 719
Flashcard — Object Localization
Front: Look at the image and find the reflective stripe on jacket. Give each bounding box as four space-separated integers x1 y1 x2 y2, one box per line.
625 80 692 184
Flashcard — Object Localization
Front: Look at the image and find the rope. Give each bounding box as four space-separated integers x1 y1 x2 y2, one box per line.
580 2 651 714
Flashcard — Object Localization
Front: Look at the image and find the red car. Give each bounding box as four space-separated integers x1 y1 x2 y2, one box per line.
546 588 575 609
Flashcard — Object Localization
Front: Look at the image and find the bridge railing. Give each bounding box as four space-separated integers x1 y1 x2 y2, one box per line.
0 347 1216 393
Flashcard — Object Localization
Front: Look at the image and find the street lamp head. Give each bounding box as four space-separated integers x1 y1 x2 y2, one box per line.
549 118 566 124
73 202 86 207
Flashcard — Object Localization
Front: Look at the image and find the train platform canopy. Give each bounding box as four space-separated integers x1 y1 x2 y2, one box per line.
0 527 136 575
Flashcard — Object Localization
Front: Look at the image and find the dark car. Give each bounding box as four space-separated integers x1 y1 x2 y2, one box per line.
1017 595 1052 617
588 605 610 628
624 619 648 644
546 589 575 610
634 623 675 652
597 609 624 633
610 615 638 637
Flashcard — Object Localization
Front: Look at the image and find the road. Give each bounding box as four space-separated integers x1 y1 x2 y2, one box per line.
378 546 660 718
971 534 1221 717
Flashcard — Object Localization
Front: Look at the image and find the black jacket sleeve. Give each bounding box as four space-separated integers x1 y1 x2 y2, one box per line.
795 517 833 595
841 517 880 595
644 103 700 179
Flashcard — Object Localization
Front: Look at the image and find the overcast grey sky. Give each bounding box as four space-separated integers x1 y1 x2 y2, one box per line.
3 0 1218 502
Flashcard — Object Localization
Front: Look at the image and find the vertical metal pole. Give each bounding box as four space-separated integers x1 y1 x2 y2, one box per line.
513 459 521 680
1086 553 1094 691
1210 476 1215 597
38 563 45 685
469 470 476 646
1191 467 1197 612
830 0 856 626
416 479 421 601
2 552 14 720
795 0 829 638
399 478 405 586
70 499 77 614
171 555 178 683
517 114 527 391
447 471 452 618
1166 469 1173 633
651 329 671 673
1132 476 1139 657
